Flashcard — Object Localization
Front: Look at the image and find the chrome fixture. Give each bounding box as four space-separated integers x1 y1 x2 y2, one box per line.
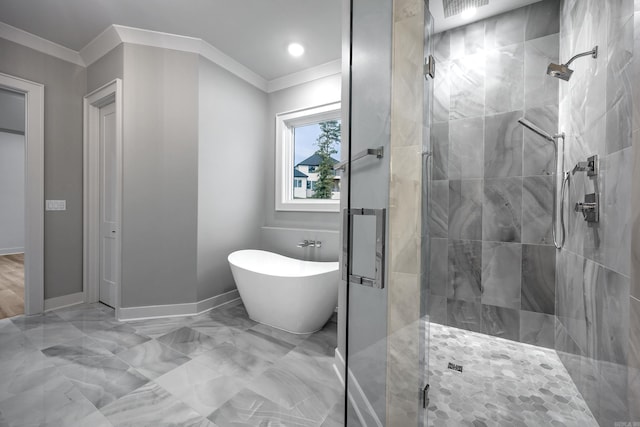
297 239 321 248
517 118 567 249
575 193 599 223
334 146 384 172
571 155 599 177
342 208 386 289
547 46 598 81
517 118 563 142
424 55 436 80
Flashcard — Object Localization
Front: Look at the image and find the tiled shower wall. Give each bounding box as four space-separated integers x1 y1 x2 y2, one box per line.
427 0 561 347
556 0 638 424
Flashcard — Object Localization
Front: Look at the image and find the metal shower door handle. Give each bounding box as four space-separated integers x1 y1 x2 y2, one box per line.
342 208 386 289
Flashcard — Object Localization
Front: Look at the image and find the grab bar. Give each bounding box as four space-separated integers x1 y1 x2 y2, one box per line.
334 146 384 171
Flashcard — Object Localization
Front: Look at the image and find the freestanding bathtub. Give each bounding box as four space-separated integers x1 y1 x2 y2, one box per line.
228 250 339 334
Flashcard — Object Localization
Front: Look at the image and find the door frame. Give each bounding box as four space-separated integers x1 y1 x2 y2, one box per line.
83 79 123 318
0 73 45 316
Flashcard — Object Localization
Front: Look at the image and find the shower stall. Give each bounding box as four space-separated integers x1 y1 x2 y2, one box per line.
342 0 639 425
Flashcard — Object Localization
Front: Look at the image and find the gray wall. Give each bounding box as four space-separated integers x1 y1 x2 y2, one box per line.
0 38 86 299
0 132 24 254
556 0 636 424
0 88 25 133
87 45 123 93
197 57 267 301
120 44 200 307
427 0 560 347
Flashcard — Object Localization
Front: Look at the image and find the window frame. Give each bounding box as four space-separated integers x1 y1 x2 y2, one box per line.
275 101 341 212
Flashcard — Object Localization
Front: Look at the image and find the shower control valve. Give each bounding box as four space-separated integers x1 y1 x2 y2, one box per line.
571 155 598 177
574 193 599 223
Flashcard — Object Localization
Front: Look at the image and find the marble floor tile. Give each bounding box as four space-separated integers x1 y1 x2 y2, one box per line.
85 323 151 354
69 409 114 427
231 329 296 362
116 339 191 380
208 304 257 331
155 359 249 418
0 369 96 427
157 326 220 357
22 322 85 349
101 381 216 427
247 365 340 423
125 316 191 338
0 302 342 426
41 335 114 366
0 355 57 402
295 322 338 357
192 342 273 380
56 355 149 409
208 388 318 427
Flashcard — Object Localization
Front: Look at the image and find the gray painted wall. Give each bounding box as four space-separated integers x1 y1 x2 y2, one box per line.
87 45 123 93
197 57 267 301
0 37 86 299
0 88 25 133
120 44 199 307
0 132 25 254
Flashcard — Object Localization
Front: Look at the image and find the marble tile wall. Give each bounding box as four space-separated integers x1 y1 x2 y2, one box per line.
386 0 425 425
556 0 638 424
426 0 560 349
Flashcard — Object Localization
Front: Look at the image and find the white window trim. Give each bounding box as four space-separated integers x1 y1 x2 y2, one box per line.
275 101 341 212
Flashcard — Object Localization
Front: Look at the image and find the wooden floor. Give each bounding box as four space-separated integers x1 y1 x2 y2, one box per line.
0 253 24 319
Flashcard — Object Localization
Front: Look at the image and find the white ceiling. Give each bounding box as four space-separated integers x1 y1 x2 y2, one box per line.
0 0 342 81
431 0 542 33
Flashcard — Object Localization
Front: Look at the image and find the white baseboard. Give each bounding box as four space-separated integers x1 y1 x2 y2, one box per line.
118 290 240 321
334 348 383 427
44 292 85 311
0 247 24 256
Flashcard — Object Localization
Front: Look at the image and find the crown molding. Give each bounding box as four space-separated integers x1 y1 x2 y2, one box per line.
79 25 121 67
0 22 84 66
266 59 341 93
0 22 341 93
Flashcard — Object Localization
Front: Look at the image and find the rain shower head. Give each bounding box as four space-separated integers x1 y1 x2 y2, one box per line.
546 63 573 81
547 46 598 81
517 118 555 142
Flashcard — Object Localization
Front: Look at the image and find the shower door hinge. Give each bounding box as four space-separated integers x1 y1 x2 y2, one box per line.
422 384 430 408
424 55 436 79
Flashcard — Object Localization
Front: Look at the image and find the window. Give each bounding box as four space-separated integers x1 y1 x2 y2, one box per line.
275 102 341 212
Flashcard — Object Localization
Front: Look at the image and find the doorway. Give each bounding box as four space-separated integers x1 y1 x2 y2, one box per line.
0 73 44 318
0 88 25 318
83 79 122 316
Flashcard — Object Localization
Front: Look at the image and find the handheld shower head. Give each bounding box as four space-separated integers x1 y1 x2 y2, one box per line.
517 118 555 142
547 46 598 81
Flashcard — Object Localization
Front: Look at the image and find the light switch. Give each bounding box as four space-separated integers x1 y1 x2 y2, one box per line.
46 200 66 211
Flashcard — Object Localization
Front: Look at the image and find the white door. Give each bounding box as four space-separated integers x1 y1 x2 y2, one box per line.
99 102 118 307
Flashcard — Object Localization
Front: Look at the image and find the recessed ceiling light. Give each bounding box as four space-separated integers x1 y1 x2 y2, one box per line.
287 43 305 57
460 7 477 19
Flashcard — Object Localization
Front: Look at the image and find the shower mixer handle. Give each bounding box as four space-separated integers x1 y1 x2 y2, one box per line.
574 193 599 223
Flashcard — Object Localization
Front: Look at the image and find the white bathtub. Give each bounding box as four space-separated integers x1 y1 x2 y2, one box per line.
228 250 339 334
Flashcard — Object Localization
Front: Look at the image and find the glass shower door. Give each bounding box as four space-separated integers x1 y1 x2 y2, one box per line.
343 0 433 425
